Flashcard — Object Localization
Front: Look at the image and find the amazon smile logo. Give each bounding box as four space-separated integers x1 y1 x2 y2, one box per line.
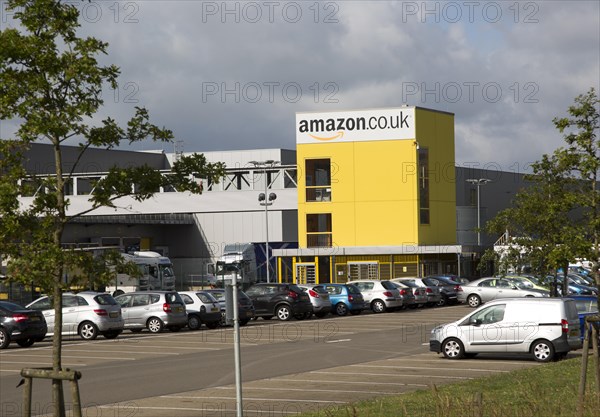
298 111 410 141
309 132 345 141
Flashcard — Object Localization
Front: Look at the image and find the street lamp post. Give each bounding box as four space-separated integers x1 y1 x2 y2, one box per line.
466 178 491 246
250 160 279 283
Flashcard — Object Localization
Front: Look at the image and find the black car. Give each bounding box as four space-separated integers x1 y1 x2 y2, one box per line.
245 283 313 321
423 276 463 306
203 289 255 326
0 301 47 349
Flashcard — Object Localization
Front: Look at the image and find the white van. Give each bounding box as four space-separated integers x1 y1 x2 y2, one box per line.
430 298 582 362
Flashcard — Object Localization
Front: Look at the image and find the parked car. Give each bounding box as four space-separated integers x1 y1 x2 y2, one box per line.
430 298 582 362
391 281 425 308
0 301 47 349
347 280 403 313
423 276 462 306
543 275 595 296
427 274 470 285
114 291 187 333
297 284 332 318
391 278 442 307
26 292 123 340
204 289 255 326
503 275 549 291
178 291 222 330
567 295 599 343
320 283 365 316
244 283 313 321
458 277 550 308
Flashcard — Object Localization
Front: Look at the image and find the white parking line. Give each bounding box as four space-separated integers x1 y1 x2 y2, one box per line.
309 371 473 380
325 339 352 343
63 349 180 355
215 386 402 395
161 395 346 404
267 378 428 387
98 406 299 414
5 354 136 361
349 364 510 372
385 358 542 365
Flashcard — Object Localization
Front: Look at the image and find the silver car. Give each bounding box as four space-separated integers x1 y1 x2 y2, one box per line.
458 277 550 308
26 292 124 340
297 284 332 318
114 291 187 333
391 281 427 308
392 278 442 306
178 291 222 330
347 280 403 313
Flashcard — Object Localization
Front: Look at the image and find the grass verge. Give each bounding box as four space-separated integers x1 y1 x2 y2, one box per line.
297 357 600 417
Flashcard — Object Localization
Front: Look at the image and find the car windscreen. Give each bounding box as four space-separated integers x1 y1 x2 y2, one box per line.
288 285 304 294
165 292 183 304
398 280 416 287
196 292 218 303
574 299 598 313
0 301 27 311
94 294 118 305
381 281 397 290
313 286 328 294
346 284 361 294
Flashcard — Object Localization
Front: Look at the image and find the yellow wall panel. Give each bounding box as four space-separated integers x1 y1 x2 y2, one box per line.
297 106 456 249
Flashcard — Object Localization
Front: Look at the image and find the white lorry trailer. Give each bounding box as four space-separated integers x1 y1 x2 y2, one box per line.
106 251 176 295
215 243 258 289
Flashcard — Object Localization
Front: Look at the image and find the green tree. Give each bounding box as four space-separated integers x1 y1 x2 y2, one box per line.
484 87 599 303
553 88 600 291
0 1 224 414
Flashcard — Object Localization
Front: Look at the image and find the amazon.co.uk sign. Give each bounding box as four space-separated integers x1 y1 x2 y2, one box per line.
296 107 415 144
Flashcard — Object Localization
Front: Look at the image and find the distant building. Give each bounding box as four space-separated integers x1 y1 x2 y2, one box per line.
10 107 527 288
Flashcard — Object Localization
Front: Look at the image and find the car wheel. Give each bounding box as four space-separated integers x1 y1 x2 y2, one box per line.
314 312 328 318
239 319 250 326
371 300 386 313
147 317 164 333
349 309 362 315
442 338 465 359
0 328 10 349
188 315 201 330
437 295 448 307
17 338 35 348
78 321 99 340
467 294 481 308
103 331 121 339
276 305 292 321
205 321 220 329
335 303 348 316
531 339 555 362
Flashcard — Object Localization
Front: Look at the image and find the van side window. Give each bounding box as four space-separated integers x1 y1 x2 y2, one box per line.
467 304 506 325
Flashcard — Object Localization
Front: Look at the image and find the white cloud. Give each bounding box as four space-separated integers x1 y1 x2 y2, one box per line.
1 0 598 169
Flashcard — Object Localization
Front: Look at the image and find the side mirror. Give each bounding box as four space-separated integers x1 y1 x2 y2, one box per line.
472 318 482 326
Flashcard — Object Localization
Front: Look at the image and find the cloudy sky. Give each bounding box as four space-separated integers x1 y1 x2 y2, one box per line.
2 1 599 172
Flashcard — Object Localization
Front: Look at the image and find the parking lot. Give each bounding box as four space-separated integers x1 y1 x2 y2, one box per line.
0 304 562 417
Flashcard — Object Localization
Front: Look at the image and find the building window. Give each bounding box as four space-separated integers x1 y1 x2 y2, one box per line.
305 159 331 202
418 148 430 225
306 213 332 247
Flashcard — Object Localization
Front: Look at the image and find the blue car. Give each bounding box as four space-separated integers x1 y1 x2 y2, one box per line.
545 275 596 295
566 295 598 342
321 283 365 316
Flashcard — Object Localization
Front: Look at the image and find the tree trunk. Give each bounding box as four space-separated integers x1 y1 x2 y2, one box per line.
52 281 64 417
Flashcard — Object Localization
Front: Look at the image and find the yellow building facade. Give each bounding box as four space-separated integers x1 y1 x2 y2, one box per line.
276 106 460 284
